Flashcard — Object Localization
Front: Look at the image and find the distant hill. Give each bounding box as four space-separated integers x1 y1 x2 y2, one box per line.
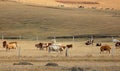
12 0 120 10
0 1 120 39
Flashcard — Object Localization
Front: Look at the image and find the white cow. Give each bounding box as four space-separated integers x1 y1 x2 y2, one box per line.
48 43 63 53
112 37 120 43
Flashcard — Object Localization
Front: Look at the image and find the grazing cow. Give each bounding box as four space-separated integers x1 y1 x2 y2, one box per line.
35 43 42 50
115 42 120 48
85 39 94 45
96 43 102 46
35 42 52 50
3 41 7 48
112 37 120 43
3 41 18 51
48 44 64 53
66 44 72 48
100 45 111 54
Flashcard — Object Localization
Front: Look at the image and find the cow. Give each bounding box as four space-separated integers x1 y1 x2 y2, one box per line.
66 44 72 48
85 39 94 45
3 41 7 48
115 42 120 48
35 43 42 50
48 43 64 53
35 42 52 50
96 43 102 46
100 45 111 54
2 41 18 51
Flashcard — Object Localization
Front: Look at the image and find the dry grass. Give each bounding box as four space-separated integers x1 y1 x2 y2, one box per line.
0 1 120 39
0 39 120 71
12 0 120 9
0 1 120 71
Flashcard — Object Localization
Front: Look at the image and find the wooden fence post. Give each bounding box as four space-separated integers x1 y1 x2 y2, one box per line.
19 35 22 40
73 36 74 42
36 36 39 41
18 47 21 58
65 47 68 57
1 34 4 40
111 46 115 57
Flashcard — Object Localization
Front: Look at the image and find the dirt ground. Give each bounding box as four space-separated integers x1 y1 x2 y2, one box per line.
0 39 120 71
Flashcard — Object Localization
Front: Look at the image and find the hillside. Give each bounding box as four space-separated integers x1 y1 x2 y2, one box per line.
11 0 120 10
0 1 120 39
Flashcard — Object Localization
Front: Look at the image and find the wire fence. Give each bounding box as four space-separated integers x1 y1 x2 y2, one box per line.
0 34 120 42
0 34 120 58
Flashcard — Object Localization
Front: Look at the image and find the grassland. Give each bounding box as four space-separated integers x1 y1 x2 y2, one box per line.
0 1 120 71
0 39 120 71
12 0 120 10
0 1 120 40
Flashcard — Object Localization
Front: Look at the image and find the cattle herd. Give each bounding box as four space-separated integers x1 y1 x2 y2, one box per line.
1 39 120 54
35 42 72 53
85 39 120 54
2 40 73 53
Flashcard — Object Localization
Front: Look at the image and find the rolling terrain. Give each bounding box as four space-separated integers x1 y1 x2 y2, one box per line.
0 1 120 39
12 0 120 10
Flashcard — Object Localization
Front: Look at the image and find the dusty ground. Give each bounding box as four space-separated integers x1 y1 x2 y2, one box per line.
0 39 120 71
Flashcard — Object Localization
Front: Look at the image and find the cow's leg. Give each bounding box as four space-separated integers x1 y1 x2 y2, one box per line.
48 47 51 53
46 47 48 51
6 48 8 52
39 47 43 50
12 47 14 49
109 50 110 54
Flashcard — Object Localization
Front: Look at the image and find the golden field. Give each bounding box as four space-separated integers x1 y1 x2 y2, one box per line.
0 1 120 71
0 39 120 71
12 0 120 10
0 1 120 39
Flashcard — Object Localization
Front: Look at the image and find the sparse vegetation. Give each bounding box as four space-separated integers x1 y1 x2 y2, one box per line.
0 1 120 40
0 1 120 71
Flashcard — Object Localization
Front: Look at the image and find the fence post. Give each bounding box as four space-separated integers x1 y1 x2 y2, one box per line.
1 34 4 40
111 45 115 57
73 36 75 41
18 47 21 58
65 47 68 57
73 36 75 43
19 35 22 40
36 36 39 41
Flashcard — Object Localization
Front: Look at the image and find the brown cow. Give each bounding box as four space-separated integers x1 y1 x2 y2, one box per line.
35 42 52 50
100 45 111 54
35 43 43 50
115 42 120 48
3 41 7 48
3 41 18 51
85 39 94 45
66 44 72 48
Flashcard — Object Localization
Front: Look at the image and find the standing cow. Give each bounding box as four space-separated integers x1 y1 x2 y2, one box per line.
3 41 7 48
48 43 64 53
100 45 111 54
2 41 18 51
115 42 120 48
85 39 94 45
35 42 52 50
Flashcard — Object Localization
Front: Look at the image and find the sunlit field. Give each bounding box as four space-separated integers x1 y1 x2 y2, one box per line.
0 0 120 71
0 38 120 71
